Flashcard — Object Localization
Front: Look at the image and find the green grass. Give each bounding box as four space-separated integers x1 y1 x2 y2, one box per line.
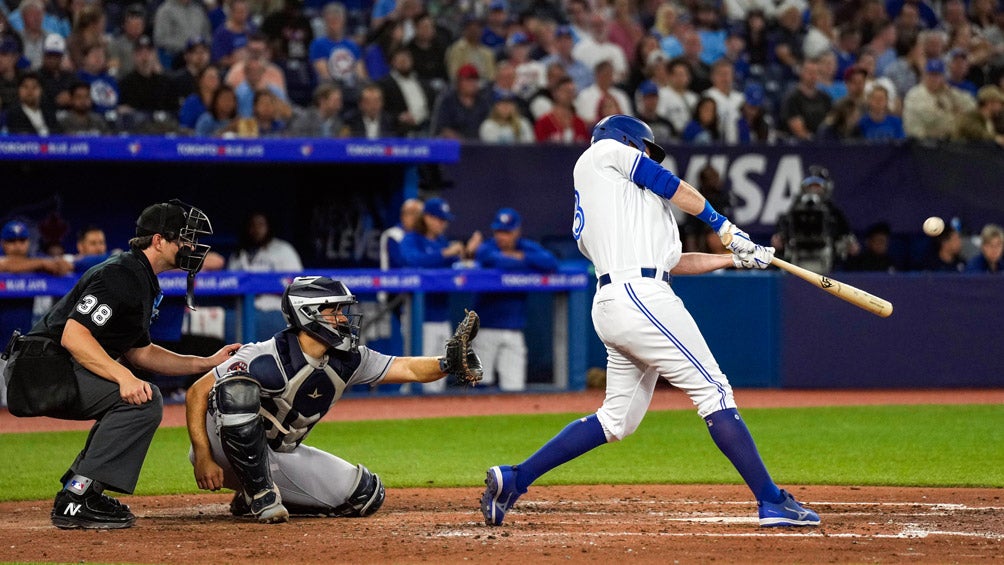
1 404 1001 501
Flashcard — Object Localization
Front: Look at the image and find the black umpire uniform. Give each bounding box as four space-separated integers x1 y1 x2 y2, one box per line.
2 200 226 530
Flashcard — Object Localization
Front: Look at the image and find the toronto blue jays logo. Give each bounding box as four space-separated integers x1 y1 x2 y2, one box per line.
572 189 585 241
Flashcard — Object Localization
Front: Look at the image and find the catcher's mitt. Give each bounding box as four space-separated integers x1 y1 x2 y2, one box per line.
440 309 483 386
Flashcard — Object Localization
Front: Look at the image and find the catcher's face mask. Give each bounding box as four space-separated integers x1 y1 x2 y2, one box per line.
281 276 362 352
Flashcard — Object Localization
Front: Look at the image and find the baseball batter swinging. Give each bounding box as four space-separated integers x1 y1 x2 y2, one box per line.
481 115 820 528
186 276 481 522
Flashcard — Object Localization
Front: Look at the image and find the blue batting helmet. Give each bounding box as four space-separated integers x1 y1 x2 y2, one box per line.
591 114 666 163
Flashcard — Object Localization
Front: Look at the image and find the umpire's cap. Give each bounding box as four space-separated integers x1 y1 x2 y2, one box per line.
136 202 187 239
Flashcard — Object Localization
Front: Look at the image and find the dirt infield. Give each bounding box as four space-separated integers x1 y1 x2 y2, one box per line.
1 485 1001 564
2 389 1002 564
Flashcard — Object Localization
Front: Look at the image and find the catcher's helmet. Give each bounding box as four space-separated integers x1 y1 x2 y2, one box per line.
281 276 362 352
591 114 666 163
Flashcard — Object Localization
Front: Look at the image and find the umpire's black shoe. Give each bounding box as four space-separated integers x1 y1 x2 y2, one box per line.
51 489 137 530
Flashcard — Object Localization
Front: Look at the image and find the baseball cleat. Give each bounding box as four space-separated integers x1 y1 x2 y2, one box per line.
50 489 137 530
249 487 289 524
481 465 525 526
757 489 820 527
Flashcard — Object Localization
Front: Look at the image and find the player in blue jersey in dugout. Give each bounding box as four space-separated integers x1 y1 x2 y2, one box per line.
398 197 482 392
473 208 558 391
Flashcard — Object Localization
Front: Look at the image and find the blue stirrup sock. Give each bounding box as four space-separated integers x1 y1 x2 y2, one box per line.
514 414 608 492
705 408 784 504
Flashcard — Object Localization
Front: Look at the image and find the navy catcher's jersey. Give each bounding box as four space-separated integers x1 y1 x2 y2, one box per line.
213 329 394 452
30 250 160 359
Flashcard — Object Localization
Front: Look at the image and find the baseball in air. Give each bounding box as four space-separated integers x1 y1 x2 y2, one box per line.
923 216 945 237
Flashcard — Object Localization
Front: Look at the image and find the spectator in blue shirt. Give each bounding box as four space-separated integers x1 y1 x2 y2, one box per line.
965 224 1003 274
482 0 510 55
473 208 557 391
946 48 977 97
211 0 253 68
194 84 239 136
178 65 221 130
76 44 120 118
399 197 482 392
682 96 721 144
540 26 593 92
858 83 905 140
309 2 366 102
234 55 289 117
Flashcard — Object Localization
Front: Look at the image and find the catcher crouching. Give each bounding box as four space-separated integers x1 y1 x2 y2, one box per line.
186 276 482 522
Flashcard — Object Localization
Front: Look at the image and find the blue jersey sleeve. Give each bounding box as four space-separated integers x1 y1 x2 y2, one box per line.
399 233 449 268
519 240 559 272
631 154 682 200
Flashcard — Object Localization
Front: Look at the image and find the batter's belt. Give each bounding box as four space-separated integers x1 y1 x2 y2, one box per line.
598 268 673 288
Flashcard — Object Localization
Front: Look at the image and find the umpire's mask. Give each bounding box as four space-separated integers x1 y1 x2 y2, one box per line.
136 199 214 308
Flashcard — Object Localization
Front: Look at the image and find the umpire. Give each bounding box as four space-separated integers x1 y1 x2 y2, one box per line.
1 200 240 530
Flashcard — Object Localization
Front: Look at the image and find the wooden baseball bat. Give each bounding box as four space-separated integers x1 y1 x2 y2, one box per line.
722 233 893 318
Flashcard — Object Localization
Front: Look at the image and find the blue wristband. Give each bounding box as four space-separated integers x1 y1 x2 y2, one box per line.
696 201 727 232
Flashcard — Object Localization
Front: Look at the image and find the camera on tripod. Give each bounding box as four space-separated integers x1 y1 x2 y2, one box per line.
777 166 856 273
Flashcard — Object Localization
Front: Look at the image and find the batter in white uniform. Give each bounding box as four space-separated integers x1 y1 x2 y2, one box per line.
481 115 820 528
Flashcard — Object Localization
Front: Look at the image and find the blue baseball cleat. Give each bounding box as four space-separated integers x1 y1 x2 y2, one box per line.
758 489 820 527
481 465 525 526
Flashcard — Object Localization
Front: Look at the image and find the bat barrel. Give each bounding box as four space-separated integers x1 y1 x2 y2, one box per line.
720 232 893 318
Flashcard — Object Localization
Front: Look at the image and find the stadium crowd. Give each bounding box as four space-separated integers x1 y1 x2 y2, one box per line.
0 0 1002 143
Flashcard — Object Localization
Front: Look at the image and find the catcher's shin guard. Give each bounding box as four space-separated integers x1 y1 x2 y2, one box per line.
331 464 385 517
214 374 276 506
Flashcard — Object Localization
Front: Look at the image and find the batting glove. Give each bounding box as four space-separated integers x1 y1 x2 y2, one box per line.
716 220 757 255
731 245 775 269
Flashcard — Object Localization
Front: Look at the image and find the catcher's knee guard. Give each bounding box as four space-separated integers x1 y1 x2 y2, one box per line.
213 373 275 501
331 464 385 518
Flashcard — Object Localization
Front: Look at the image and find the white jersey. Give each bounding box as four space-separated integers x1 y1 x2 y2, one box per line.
703 87 745 144
572 139 682 278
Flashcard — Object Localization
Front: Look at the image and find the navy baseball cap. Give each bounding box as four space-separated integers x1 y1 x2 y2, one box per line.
491 208 521 231
424 197 455 221
743 82 765 106
1 220 30 241
638 80 659 97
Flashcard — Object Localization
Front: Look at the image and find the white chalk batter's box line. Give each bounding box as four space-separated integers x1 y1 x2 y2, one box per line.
526 499 1004 511
437 527 1004 540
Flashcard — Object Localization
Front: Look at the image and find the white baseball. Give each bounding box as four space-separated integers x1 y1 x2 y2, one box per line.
923 216 945 237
